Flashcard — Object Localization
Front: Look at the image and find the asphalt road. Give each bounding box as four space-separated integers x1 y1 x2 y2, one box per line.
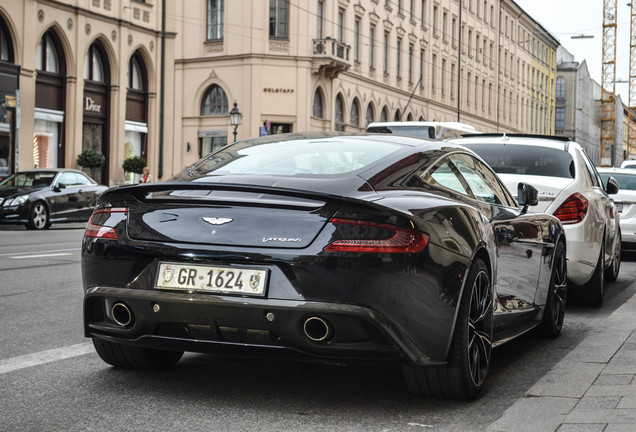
1 225 635 432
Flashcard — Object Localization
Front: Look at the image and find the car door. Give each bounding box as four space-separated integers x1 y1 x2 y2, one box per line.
73 172 99 219
448 153 546 322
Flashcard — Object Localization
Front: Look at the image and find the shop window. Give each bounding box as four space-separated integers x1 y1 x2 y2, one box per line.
201 85 229 115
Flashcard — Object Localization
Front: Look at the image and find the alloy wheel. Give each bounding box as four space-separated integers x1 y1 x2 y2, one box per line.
467 270 492 387
32 203 48 229
551 244 567 328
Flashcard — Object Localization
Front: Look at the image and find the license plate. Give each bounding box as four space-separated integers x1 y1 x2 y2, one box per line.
616 203 623 213
156 262 267 296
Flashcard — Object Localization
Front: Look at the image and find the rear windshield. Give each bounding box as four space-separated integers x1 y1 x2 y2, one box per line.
190 138 401 177
599 172 636 191
464 144 575 179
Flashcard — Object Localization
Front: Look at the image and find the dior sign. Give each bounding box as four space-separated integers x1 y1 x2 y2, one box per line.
84 96 102 113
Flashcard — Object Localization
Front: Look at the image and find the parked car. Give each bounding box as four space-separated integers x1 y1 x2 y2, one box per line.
82 132 566 400
451 134 620 306
620 159 636 170
598 167 636 251
0 168 108 230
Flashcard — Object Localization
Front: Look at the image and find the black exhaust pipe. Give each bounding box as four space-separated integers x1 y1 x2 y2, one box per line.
111 302 133 327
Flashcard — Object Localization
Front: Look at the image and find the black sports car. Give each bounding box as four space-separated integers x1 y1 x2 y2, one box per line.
82 133 566 399
0 169 108 229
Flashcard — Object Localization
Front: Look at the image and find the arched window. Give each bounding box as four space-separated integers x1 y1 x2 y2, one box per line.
312 87 324 118
335 93 345 131
0 19 14 62
365 104 375 127
407 113 413 121
84 43 105 82
201 85 228 115
128 54 144 90
350 98 360 127
380 106 389 122
556 77 566 99
394 110 401 121
36 31 59 73
419 116 425 121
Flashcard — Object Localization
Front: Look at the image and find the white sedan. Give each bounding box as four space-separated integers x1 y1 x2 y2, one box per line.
451 134 621 306
598 167 636 251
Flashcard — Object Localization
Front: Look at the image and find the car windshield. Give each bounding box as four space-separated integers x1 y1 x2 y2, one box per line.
599 172 636 191
0 172 56 188
190 138 402 176
464 143 575 179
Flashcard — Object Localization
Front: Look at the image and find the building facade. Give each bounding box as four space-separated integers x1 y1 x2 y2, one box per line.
175 0 560 170
0 0 175 185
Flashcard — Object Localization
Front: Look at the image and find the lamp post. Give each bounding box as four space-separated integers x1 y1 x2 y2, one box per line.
229 101 242 142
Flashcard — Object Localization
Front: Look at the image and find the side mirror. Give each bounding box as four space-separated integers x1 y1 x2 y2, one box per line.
54 182 66 192
518 182 538 213
606 176 619 195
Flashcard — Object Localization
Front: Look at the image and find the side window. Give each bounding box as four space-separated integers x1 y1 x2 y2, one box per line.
58 172 76 186
580 149 601 188
423 158 472 197
74 173 94 186
452 154 514 206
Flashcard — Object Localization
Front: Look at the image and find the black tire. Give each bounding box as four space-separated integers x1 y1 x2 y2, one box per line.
92 337 183 370
539 240 567 338
571 241 604 307
26 201 50 230
605 229 621 283
403 258 493 400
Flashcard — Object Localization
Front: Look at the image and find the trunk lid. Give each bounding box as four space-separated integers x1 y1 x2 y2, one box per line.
497 174 574 213
123 184 343 248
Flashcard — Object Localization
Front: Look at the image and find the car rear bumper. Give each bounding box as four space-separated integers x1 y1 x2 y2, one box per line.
84 286 444 367
563 223 601 286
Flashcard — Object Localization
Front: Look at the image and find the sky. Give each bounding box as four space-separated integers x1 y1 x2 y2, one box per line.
515 0 632 103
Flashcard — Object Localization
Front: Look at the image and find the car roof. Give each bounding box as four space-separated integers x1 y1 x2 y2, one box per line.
597 167 636 174
450 134 576 152
13 168 85 174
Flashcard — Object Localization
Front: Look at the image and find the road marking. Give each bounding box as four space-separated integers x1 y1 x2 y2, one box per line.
0 248 80 258
9 252 73 259
0 342 94 374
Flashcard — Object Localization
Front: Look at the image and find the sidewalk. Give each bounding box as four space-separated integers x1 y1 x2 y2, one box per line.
486 291 636 432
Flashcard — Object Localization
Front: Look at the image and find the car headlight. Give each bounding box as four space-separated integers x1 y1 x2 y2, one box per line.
4 195 28 207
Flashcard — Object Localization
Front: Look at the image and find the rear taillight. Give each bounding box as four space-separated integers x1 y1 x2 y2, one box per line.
553 193 588 224
84 207 128 239
324 218 429 253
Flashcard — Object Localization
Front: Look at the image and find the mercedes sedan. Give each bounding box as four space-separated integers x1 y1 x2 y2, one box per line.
82 133 566 400
0 169 107 230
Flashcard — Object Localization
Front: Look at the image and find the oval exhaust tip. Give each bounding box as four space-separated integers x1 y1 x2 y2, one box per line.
111 302 133 327
303 316 331 342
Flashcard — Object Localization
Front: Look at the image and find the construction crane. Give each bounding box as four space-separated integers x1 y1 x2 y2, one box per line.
629 1 636 158
601 0 617 166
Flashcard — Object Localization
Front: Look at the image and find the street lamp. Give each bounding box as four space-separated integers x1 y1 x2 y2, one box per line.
229 101 242 143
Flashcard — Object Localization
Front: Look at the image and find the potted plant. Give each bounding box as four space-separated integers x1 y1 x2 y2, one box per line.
122 156 147 183
76 149 105 181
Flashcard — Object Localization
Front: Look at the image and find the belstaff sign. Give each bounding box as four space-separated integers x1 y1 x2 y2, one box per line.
84 96 102 113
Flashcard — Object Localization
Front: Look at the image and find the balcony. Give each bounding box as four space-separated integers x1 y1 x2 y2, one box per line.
312 38 351 79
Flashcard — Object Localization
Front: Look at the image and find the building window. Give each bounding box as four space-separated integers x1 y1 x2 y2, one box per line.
84 43 105 82
441 59 446 95
338 9 344 42
369 25 375 68
450 63 456 99
206 0 224 40
201 85 229 115
467 72 471 105
317 0 323 39
383 31 389 74
420 49 425 88
350 98 360 127
408 43 414 83
452 16 457 46
0 20 13 62
443 11 448 41
397 38 402 79
410 0 415 20
421 0 426 27
556 77 566 99
312 88 324 118
433 5 439 36
394 109 401 121
555 107 565 129
381 106 389 122
36 32 59 73
335 94 345 131
431 54 437 92
128 55 144 90
365 104 375 127
354 18 360 62
269 0 289 39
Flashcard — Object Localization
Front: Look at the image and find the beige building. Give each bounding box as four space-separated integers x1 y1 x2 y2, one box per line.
1 0 560 183
0 0 175 185
175 0 560 169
